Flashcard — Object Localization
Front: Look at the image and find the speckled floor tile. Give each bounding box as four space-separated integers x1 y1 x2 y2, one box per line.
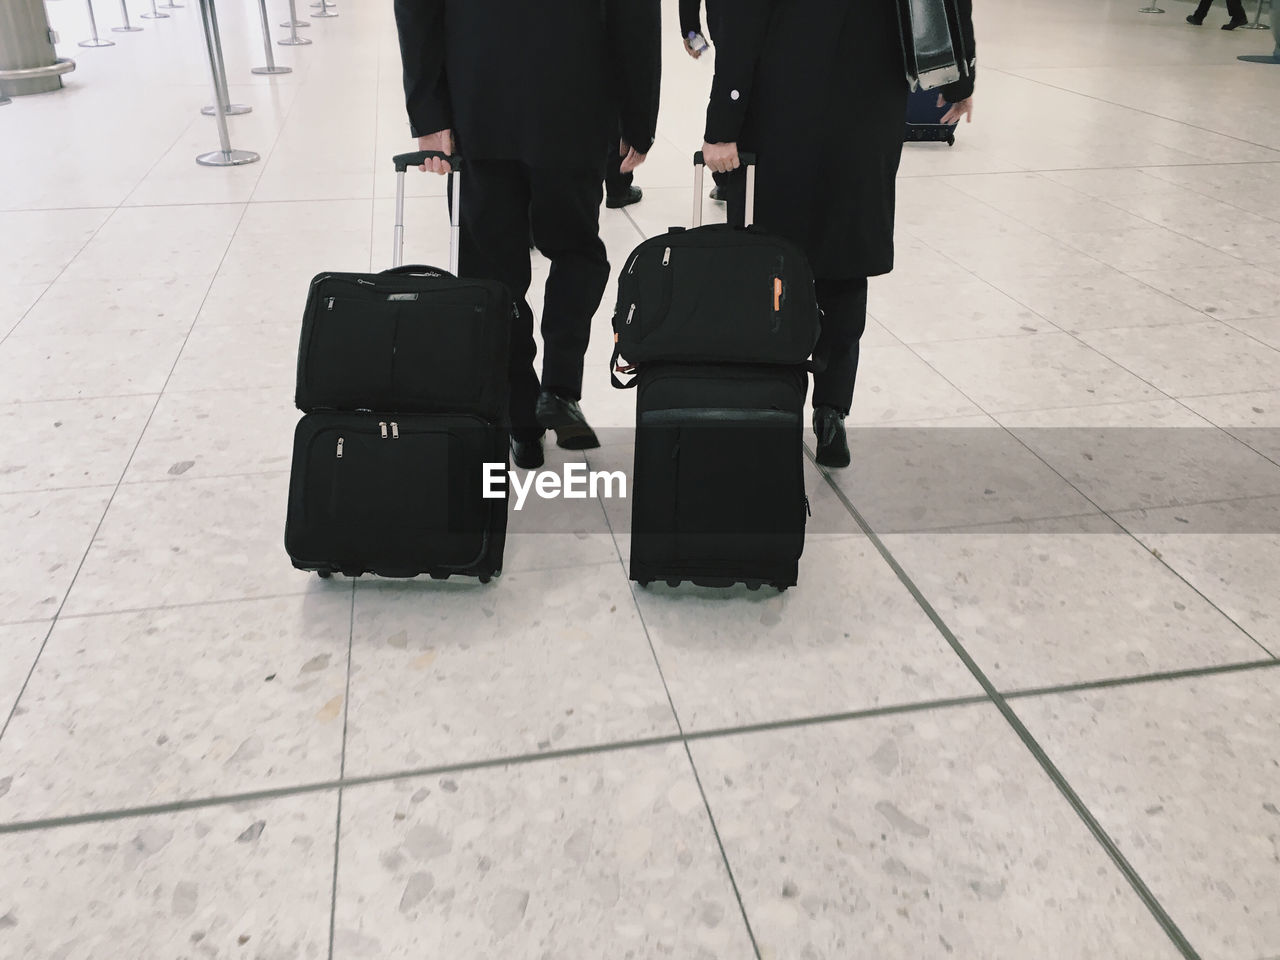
9 276 211 337
882 531 1268 690
0 593 350 822
869 278 1046 343
1179 389 1280 462
333 745 753 959
0 327 188 403
166 321 301 393
632 537 981 731
344 564 675 776
1016 670 1280 960
1116 498 1280 655
998 399 1280 512
0 623 45 728
0 792 336 959
124 388 297 484
990 270 1208 333
0 486 113 624
62 473 329 616
0 395 155 494
692 705 1183 960
912 332 1161 414
0 283 47 339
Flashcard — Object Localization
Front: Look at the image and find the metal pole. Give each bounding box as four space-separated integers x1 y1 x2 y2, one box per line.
200 0 251 115
449 169 461 276
79 0 115 45
1242 0 1270 28
251 0 291 73
196 0 258 166
312 0 336 18
140 0 168 19
279 0 312 43
112 0 143 31
158 0 182 8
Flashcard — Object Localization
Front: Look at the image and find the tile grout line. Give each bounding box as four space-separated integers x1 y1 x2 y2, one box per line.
0 201 253 747
809 449 1205 960
4 656 1279 837
326 579 357 960
590 460 764 958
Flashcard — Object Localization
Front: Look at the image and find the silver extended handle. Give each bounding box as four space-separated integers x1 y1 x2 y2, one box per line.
391 153 462 274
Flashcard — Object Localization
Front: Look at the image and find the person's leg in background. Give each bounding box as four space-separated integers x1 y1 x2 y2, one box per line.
810 275 869 469
457 159 545 468
528 165 611 449
605 135 641 209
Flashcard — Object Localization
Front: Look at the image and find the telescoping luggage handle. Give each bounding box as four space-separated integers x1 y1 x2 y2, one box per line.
692 150 757 228
391 151 463 274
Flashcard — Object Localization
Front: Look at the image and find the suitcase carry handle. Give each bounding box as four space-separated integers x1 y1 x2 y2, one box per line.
693 151 757 229
392 152 463 275
379 264 451 278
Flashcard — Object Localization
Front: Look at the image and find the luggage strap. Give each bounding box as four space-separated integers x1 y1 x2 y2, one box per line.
610 342 639 390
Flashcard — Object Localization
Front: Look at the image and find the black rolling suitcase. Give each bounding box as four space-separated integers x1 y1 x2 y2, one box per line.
284 151 512 582
611 154 821 591
904 88 957 145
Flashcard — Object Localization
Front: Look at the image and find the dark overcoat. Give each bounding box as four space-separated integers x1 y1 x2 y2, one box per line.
706 0 976 279
394 0 661 172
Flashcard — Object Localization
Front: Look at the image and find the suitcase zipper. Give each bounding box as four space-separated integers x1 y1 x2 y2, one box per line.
662 247 671 266
625 303 636 325
390 421 399 439
336 437 344 459
379 421 388 439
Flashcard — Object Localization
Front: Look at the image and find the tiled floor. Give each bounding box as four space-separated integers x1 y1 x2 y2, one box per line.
2 0 1279 957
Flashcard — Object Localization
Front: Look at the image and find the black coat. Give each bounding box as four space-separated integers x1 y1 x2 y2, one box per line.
394 0 662 172
706 0 976 279
679 0 722 41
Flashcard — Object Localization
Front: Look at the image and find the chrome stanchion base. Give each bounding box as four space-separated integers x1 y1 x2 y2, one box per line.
312 8 336 16
278 34 311 44
279 18 308 26
79 37 115 46
251 65 292 74
201 103 252 115
1238 52 1280 60
1138 4 1165 11
111 24 143 30
1241 22 1270 28
0 95 11 106
139 10 169 17
197 148 260 167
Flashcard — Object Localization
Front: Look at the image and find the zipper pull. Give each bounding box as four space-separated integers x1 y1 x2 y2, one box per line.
326 296 335 311
626 303 636 325
662 247 671 266
355 278 374 287
336 437 344 459
390 422 399 439
379 421 388 439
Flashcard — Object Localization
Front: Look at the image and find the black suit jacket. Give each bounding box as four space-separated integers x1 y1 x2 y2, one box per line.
394 0 661 170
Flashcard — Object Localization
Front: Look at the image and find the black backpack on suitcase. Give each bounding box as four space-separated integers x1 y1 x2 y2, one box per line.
284 152 512 582
611 154 820 591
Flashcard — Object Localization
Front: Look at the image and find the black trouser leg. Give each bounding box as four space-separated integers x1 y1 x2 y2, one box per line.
1226 0 1246 18
605 143 633 199
528 167 610 401
812 276 869 417
1194 0 1213 15
457 160 543 442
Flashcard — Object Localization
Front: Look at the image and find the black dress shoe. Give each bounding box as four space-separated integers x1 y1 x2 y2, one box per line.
606 186 643 209
511 436 544 470
1186 13 1205 23
535 391 600 450
813 405 851 469
1222 15 1248 28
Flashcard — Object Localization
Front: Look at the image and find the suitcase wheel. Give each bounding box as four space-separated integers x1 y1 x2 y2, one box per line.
665 578 681 588
947 134 955 146
479 575 491 584
317 570 332 580
635 579 651 588
745 580 762 591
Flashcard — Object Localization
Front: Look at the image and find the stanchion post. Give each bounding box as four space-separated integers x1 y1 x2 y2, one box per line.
79 0 116 45
200 0 252 115
158 0 182 8
112 0 143 30
140 0 169 19
279 0 312 43
1242 0 1270 28
252 0 291 73
195 0 259 166
312 0 336 18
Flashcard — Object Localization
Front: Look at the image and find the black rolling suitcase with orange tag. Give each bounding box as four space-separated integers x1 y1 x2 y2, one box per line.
284 151 512 582
611 154 821 590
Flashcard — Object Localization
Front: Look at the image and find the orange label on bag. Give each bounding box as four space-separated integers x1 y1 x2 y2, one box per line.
774 277 782 311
